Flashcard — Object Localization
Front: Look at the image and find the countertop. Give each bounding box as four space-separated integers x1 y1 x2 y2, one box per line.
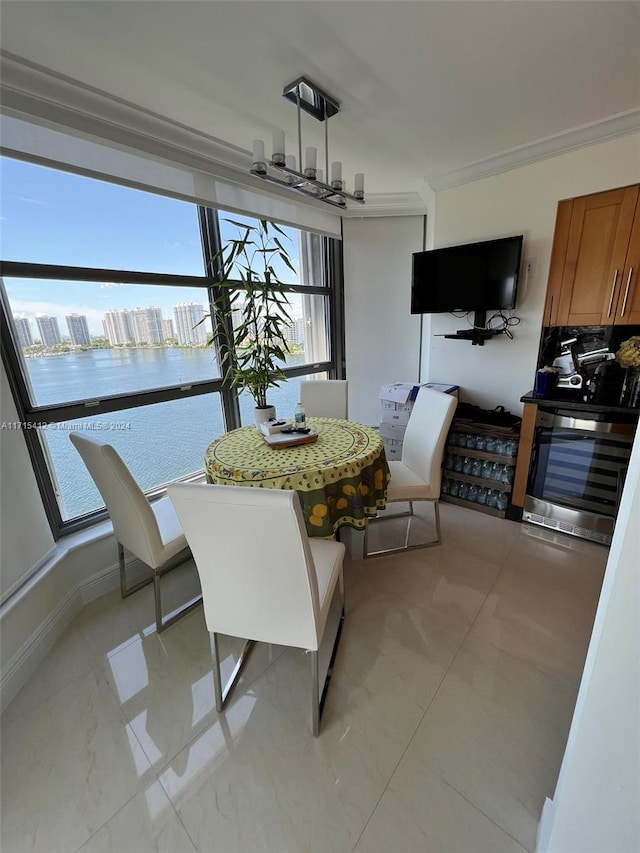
520 392 639 418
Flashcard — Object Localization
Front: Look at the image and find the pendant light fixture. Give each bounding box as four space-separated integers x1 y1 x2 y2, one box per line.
250 77 364 209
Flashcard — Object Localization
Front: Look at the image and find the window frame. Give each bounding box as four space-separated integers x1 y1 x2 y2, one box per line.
1 198 343 539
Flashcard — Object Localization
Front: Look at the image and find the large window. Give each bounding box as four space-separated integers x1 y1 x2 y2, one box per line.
1 157 343 538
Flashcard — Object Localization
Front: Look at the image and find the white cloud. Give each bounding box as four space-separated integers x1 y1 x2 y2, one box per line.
17 196 50 207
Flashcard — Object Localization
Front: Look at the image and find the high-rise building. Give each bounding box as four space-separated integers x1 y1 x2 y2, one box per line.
132 307 163 345
65 313 91 346
174 302 208 346
14 316 33 348
281 317 306 346
162 317 175 340
103 310 135 345
35 314 61 347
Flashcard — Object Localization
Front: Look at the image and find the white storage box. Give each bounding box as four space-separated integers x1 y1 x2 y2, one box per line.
380 421 408 440
379 383 422 405
382 437 403 460
381 399 414 414
421 382 459 397
379 382 459 407
380 407 412 426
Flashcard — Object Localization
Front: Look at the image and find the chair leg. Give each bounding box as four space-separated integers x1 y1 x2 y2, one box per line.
118 542 153 598
117 543 201 632
153 566 203 634
310 573 346 736
364 500 442 557
310 650 320 737
210 632 255 713
434 499 442 546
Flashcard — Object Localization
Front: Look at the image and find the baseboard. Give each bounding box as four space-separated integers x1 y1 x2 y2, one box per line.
79 563 121 605
536 797 554 852
0 543 58 606
0 561 120 712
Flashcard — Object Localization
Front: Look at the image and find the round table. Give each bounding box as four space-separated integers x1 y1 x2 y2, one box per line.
204 417 390 538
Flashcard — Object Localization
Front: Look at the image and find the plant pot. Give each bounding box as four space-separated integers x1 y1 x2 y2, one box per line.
254 405 276 427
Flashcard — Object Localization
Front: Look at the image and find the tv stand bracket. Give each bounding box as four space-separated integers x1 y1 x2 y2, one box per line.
438 310 505 346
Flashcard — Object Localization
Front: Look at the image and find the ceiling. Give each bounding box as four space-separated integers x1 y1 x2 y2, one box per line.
1 1 639 199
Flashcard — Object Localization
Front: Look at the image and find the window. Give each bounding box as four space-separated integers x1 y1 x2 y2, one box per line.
0 156 344 540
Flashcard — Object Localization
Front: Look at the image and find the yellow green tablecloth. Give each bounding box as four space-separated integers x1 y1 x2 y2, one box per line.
204 417 390 537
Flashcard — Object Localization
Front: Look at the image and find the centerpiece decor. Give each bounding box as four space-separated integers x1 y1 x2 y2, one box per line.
207 219 296 426
616 335 640 407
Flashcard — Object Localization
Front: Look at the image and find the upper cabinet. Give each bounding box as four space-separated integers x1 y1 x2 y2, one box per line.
543 185 640 327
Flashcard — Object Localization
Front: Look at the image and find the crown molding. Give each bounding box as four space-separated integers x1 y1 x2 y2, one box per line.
0 52 426 219
341 191 427 218
0 52 343 217
3 51 637 211
0 51 249 171
427 109 640 192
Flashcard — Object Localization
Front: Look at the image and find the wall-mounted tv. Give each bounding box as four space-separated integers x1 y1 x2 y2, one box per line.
410 235 523 315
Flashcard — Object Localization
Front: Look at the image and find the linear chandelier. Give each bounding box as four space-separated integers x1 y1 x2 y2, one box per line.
250 76 365 209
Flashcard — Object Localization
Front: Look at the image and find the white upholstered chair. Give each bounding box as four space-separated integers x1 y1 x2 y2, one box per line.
69 433 200 632
167 482 345 736
300 379 348 420
364 387 457 557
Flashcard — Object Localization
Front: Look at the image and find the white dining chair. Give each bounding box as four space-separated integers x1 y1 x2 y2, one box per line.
69 433 201 632
364 387 458 557
167 482 345 736
300 379 348 420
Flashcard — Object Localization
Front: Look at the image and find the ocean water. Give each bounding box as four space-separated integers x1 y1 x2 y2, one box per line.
23 348 309 520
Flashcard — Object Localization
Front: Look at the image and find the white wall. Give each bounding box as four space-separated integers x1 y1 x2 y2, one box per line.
1 362 55 599
427 133 640 414
343 215 425 425
538 430 640 853
0 360 124 708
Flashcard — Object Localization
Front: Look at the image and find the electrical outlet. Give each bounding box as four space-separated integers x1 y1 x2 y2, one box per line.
523 257 537 280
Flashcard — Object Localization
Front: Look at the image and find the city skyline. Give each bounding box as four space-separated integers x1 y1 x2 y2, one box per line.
15 300 306 349
9 284 305 339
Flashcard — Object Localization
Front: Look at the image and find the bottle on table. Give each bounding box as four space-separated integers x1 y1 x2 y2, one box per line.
295 402 306 428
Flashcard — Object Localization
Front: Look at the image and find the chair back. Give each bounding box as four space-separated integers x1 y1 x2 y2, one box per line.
300 380 348 420
168 483 323 650
69 433 165 568
401 388 458 490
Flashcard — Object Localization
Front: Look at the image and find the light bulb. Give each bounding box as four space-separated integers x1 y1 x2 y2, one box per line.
331 161 343 191
252 139 266 174
304 147 317 179
272 130 285 166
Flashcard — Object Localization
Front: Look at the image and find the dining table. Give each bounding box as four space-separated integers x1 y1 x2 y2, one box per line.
204 417 390 538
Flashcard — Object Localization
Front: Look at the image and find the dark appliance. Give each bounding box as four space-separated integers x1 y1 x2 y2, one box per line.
537 325 640 406
410 235 523 315
524 407 636 545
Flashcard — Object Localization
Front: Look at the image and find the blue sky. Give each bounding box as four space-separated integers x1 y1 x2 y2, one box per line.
1 157 302 335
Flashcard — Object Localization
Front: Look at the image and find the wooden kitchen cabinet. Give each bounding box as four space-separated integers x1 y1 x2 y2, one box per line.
511 402 537 508
614 201 640 324
543 184 640 327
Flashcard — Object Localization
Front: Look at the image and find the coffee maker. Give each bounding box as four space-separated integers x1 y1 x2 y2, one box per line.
552 335 616 397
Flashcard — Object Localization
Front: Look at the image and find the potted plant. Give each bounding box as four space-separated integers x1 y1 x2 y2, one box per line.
616 335 640 407
207 219 296 426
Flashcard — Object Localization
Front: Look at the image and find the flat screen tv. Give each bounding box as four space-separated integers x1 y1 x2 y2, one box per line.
410 235 523 314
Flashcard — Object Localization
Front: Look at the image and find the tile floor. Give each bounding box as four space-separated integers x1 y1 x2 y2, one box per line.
0 503 608 853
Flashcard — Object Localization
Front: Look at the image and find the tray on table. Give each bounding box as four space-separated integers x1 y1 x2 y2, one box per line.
261 430 318 448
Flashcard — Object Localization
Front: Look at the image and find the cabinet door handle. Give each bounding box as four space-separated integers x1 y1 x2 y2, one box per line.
620 268 633 317
607 270 618 317
547 294 554 326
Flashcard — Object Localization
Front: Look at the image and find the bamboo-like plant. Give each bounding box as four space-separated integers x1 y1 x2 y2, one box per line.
207 219 296 411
